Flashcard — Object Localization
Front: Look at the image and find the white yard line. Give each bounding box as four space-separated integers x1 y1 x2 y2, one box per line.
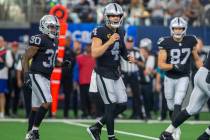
62 120 159 140
2 119 210 140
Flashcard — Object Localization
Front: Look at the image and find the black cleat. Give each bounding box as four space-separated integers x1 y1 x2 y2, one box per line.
28 130 39 140
197 132 210 140
109 138 119 140
87 125 101 140
159 131 174 140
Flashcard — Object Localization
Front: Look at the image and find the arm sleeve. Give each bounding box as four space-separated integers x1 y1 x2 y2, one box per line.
6 50 13 68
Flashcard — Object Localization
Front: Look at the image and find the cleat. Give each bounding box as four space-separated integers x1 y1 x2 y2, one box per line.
87 125 101 140
159 131 174 140
197 132 210 140
27 130 39 140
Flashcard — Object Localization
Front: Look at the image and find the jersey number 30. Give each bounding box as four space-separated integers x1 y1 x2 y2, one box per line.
170 48 191 64
43 49 56 68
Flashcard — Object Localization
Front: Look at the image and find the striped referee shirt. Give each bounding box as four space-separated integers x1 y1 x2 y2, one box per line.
120 47 143 73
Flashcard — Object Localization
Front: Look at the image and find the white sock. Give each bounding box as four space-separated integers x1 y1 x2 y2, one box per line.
32 126 39 131
205 128 210 136
97 120 103 126
165 124 176 133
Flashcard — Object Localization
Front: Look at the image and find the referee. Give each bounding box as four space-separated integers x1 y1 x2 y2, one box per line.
120 36 144 119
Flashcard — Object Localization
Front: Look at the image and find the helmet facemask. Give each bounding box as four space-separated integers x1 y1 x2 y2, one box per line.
104 3 124 28
170 17 187 40
39 15 60 39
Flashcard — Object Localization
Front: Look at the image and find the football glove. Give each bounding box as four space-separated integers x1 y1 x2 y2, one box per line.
62 60 71 68
23 72 32 89
172 64 186 72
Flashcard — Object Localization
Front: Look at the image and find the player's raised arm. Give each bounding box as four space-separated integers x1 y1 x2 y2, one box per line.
158 49 173 71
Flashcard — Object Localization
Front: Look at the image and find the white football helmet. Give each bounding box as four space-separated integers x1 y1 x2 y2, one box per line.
170 17 187 39
103 3 124 28
139 38 152 51
39 15 60 39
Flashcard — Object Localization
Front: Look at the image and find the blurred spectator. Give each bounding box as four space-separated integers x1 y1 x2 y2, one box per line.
9 41 22 117
204 4 210 26
127 0 150 25
138 38 155 119
185 0 204 26
148 0 167 25
76 43 95 118
121 36 144 119
96 0 108 24
61 34 76 118
155 67 168 120
166 0 186 19
73 0 96 23
0 36 13 118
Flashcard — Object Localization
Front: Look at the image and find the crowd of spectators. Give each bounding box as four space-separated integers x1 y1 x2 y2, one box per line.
0 0 210 26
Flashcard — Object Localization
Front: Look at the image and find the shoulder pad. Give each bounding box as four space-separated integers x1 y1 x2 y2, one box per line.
157 36 170 49
29 34 43 47
91 26 105 39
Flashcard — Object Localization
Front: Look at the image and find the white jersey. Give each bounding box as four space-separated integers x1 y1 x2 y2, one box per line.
0 49 13 79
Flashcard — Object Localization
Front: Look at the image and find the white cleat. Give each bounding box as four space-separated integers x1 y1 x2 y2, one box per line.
172 127 181 140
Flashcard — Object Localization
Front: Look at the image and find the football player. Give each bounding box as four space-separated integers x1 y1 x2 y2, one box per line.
159 52 210 140
22 15 69 140
158 17 203 139
86 3 135 140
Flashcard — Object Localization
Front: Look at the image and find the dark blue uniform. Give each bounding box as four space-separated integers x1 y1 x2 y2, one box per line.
158 35 197 79
91 25 128 80
29 34 58 79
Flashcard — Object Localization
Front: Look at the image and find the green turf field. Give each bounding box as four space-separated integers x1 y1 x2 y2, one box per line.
0 119 209 140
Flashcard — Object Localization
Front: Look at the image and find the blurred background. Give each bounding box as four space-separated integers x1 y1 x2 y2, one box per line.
0 0 210 121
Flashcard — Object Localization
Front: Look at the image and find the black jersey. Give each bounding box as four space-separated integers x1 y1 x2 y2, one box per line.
91 25 128 80
158 35 197 79
29 34 58 79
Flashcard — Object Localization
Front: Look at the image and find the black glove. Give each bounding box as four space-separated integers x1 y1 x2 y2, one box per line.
23 72 32 88
62 60 71 68
206 72 210 84
172 64 186 72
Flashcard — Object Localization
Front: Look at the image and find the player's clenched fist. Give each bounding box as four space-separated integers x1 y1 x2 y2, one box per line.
108 33 120 45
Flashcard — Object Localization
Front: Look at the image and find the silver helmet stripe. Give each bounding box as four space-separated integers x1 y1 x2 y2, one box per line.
114 3 118 12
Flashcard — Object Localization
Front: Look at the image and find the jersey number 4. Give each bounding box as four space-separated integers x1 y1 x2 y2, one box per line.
111 42 120 60
170 48 191 64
